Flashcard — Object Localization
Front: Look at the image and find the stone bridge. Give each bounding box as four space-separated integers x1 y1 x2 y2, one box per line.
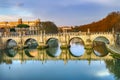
0 31 115 49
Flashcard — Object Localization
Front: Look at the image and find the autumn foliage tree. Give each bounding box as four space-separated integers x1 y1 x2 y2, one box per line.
73 11 120 32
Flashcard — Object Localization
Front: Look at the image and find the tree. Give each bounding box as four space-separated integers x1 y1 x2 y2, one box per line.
105 60 120 80
17 24 30 28
74 11 120 32
41 21 58 33
10 28 16 32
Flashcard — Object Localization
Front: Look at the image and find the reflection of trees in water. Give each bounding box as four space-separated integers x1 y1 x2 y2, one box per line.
4 48 17 57
93 41 108 57
116 34 120 45
0 49 12 64
0 50 3 64
105 60 120 80
46 47 61 57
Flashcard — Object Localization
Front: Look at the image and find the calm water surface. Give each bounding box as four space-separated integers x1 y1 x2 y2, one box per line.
0 60 115 80
0 40 119 80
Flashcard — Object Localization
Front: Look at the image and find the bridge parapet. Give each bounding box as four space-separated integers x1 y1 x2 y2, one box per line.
90 32 112 35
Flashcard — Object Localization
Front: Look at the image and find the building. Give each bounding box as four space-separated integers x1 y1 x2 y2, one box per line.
0 18 41 28
58 26 73 32
0 18 42 34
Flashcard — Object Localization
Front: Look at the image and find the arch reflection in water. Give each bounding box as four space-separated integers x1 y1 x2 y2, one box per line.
46 46 61 57
4 48 17 57
6 39 17 48
24 38 38 49
25 49 38 57
93 41 108 57
69 37 85 57
46 38 61 57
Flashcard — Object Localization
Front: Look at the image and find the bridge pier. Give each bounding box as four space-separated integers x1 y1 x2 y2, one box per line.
59 32 70 49
84 35 93 49
60 43 70 49
37 42 48 49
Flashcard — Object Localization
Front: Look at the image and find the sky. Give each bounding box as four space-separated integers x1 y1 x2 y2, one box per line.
0 0 120 26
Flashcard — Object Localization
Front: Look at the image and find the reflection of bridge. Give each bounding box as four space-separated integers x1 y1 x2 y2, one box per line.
0 30 115 49
1 49 113 64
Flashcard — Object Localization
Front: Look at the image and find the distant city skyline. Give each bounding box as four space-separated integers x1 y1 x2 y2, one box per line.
0 0 120 26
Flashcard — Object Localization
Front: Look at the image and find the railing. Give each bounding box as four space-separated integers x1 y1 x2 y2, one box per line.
0 31 114 37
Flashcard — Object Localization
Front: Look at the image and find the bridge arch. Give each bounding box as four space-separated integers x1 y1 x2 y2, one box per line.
69 37 84 45
24 38 38 48
24 38 37 44
46 38 59 43
46 38 59 47
25 38 33 45
69 37 85 57
93 36 110 44
6 39 17 48
93 36 109 57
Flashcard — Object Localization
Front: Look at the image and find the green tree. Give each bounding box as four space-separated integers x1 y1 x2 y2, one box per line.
17 24 30 28
10 28 16 32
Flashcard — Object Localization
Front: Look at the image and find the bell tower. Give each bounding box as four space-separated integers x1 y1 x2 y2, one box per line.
18 18 22 24
35 18 41 27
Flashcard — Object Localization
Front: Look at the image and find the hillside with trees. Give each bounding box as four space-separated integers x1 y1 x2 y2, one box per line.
73 11 120 32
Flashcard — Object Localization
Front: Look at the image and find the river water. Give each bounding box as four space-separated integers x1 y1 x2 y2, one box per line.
0 39 119 80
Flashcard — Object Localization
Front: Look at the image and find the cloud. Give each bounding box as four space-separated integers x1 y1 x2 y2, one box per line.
96 70 110 77
56 0 120 7
0 15 18 21
81 0 120 7
15 3 24 7
0 15 35 21
0 6 33 17
0 0 12 8
0 0 34 21
0 0 24 8
0 0 120 26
